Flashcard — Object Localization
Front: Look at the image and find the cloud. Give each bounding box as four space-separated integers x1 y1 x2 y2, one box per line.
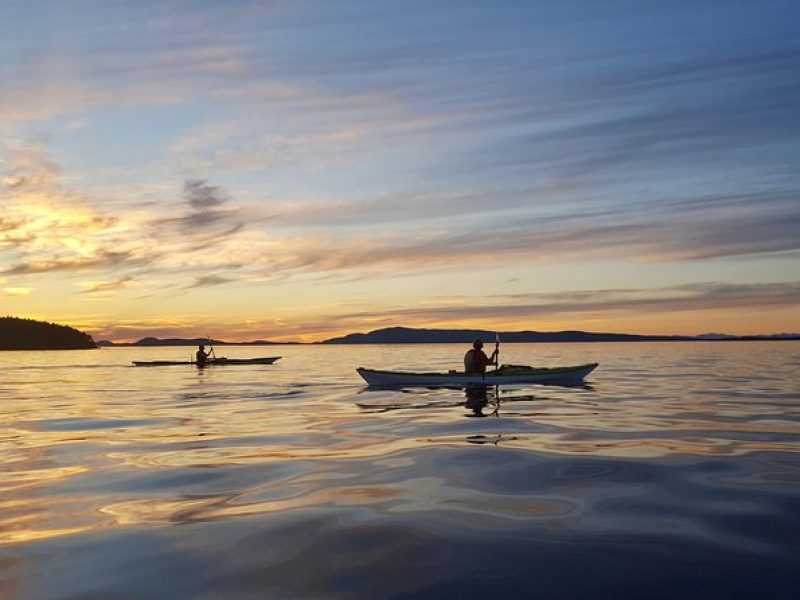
154 179 245 241
2 287 32 297
230 189 799 276
1 147 147 273
2 2 798 299
466 45 800 183
3 144 797 292
184 179 226 210
188 274 236 288
324 281 800 324
0 148 252 282
153 180 796 277
103 187 799 285
246 185 559 230
78 275 134 294
3 251 137 276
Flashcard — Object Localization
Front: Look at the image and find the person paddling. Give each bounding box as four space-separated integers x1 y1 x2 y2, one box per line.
196 344 211 366
463 339 498 374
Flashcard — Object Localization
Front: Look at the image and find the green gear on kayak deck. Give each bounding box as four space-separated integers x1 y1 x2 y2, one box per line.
492 364 593 375
494 364 539 375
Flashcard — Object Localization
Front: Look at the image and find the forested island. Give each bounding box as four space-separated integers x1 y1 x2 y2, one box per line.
320 327 800 343
320 327 693 344
0 317 97 350
97 337 288 346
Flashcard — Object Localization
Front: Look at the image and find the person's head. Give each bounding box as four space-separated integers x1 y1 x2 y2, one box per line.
473 339 483 349
199 345 205 350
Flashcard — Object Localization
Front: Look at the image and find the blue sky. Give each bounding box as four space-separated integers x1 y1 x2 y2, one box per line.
1 0 798 340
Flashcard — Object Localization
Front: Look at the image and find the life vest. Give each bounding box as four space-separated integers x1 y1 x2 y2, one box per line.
464 349 478 373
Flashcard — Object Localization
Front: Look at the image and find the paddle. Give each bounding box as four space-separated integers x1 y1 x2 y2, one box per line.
494 332 501 414
481 333 500 384
207 334 217 361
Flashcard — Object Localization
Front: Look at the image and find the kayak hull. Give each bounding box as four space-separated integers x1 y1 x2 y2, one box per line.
133 356 281 367
356 363 598 386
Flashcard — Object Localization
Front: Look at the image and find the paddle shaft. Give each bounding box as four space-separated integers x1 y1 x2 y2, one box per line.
482 333 500 385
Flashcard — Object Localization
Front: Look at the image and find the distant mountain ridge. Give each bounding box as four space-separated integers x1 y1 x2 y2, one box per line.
0 317 97 350
321 327 695 344
97 327 800 346
321 327 800 344
97 337 288 347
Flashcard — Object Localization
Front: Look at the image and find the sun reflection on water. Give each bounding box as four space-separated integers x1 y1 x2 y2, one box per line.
0 343 798 598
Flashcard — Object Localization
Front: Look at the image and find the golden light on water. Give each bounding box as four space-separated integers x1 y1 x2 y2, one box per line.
2 1 799 597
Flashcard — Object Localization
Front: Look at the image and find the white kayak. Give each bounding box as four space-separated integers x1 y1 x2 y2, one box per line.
356 363 598 386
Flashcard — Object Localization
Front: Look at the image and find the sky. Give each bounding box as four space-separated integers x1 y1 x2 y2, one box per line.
1 0 798 342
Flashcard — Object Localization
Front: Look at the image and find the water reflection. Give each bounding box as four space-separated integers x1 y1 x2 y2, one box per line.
357 384 509 416
464 385 493 417
357 384 554 418
1 343 799 599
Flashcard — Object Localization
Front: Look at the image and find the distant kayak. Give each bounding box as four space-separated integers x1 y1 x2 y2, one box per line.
132 356 281 367
356 363 598 386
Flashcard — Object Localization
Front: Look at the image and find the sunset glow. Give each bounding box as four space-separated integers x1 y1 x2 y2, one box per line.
1 1 798 342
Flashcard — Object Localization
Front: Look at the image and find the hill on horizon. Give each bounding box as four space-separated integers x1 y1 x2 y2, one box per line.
320 326 800 344
97 337 287 347
320 326 695 344
94 327 800 346
0 317 97 350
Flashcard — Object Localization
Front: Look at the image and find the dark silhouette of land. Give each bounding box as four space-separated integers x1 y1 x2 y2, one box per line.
320 327 800 343
0 317 97 350
95 326 800 346
321 327 693 344
97 337 291 347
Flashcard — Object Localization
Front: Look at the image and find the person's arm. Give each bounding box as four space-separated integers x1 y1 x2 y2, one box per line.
489 347 498 365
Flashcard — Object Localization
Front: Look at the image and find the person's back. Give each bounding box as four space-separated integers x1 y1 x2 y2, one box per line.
464 339 496 374
196 345 209 366
464 348 478 373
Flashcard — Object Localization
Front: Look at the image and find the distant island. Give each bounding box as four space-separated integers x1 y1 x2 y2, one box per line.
0 317 97 350
321 327 800 343
97 337 292 347
96 326 800 346
321 327 690 344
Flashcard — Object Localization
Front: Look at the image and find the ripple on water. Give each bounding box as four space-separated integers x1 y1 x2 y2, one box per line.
1 343 799 599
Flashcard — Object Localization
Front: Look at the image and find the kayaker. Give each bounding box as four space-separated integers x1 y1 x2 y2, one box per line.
464 339 498 374
195 344 211 366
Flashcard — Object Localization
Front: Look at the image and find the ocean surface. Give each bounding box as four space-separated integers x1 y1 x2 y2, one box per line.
1 342 799 599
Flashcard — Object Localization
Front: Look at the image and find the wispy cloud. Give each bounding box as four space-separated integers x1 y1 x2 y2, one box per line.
4 146 796 287
163 179 244 235
187 274 236 288
0 148 251 282
4 251 137 276
78 275 134 294
2 0 798 337
310 281 800 326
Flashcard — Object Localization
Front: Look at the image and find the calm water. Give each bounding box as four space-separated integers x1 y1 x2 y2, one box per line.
1 342 799 599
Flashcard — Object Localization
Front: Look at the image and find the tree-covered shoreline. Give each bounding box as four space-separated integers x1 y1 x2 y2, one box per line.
0 317 97 350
